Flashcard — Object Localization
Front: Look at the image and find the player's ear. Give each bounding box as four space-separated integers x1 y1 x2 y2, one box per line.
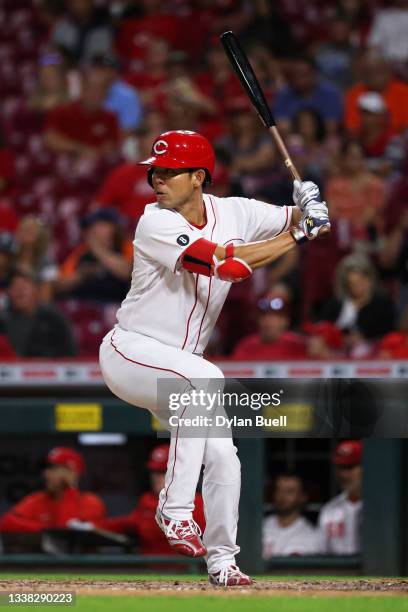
192 169 205 187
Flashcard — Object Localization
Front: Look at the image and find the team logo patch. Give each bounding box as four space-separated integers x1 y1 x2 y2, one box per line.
177 234 190 246
153 139 168 155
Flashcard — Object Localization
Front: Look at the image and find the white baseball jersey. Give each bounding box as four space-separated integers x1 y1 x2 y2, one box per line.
263 515 319 558
116 193 291 354
317 492 362 554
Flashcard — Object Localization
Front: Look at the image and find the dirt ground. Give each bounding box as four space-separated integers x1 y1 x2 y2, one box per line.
0 579 407 597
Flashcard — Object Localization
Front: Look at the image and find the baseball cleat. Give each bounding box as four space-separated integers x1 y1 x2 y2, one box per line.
155 509 207 557
209 565 252 586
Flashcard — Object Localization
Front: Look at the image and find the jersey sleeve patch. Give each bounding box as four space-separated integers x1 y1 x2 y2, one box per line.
135 211 204 273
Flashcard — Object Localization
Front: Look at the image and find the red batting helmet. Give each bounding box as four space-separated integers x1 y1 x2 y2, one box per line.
333 440 362 466
139 130 215 184
146 444 169 472
45 447 85 475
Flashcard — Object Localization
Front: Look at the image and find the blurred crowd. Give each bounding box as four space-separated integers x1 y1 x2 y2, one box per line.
1 0 408 360
0 440 362 558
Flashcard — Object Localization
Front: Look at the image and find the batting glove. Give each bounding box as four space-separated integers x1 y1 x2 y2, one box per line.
293 180 321 211
301 200 330 239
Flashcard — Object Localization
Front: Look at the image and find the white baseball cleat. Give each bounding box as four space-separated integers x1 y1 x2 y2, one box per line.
208 565 252 586
155 508 207 557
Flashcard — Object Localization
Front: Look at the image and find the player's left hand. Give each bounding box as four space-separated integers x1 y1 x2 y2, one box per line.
293 180 321 211
301 200 330 239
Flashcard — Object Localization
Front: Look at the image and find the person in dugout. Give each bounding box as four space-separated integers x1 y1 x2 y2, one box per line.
96 444 205 555
0 447 106 533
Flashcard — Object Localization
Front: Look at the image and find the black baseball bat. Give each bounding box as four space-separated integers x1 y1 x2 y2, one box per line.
220 31 330 236
220 30 301 181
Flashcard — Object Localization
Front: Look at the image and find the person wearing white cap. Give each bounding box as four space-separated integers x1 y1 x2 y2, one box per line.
357 92 393 173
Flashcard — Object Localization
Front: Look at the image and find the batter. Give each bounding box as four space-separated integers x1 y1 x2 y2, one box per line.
99 130 330 586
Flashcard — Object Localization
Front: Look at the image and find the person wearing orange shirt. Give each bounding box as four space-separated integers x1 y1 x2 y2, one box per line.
96 445 205 555
56 208 133 304
0 447 105 534
345 53 408 136
325 139 386 246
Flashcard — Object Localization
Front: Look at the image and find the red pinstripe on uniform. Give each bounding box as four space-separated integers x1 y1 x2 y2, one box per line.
181 275 199 350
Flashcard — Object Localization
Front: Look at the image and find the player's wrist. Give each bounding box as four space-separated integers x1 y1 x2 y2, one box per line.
290 226 308 245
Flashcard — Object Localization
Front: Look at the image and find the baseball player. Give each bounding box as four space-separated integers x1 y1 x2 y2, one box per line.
263 472 319 558
317 440 363 554
99 130 330 585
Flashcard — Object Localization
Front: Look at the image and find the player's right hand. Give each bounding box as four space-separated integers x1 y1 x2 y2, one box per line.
293 180 321 211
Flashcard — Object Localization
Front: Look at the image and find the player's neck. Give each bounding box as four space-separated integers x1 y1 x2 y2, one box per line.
178 191 206 226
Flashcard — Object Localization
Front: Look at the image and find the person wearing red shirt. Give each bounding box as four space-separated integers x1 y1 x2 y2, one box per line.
116 1 183 68
45 66 120 159
96 445 205 555
232 287 307 360
93 128 156 224
0 447 105 533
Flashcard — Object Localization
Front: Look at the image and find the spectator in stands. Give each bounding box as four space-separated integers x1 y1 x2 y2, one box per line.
14 216 58 303
165 72 219 134
115 0 185 69
51 0 113 64
92 127 155 226
289 108 339 184
0 267 76 358
314 14 357 91
29 52 69 114
88 54 143 134
303 321 345 359
368 0 408 69
0 447 105 536
318 440 362 554
93 444 205 555
263 472 319 558
216 97 276 198
56 209 133 304
273 56 343 136
45 65 120 159
232 286 306 360
124 37 169 109
194 38 243 139
355 92 393 175
345 52 408 136
319 253 395 357
325 140 386 250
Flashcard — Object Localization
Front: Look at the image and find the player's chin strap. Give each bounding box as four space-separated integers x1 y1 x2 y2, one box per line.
214 243 252 283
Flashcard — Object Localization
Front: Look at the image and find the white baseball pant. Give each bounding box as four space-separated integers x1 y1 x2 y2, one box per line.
99 326 241 572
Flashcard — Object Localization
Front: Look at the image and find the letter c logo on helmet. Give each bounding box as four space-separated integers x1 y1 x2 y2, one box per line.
153 140 168 155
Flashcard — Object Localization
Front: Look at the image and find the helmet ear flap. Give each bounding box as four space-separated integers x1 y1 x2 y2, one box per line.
147 168 154 187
